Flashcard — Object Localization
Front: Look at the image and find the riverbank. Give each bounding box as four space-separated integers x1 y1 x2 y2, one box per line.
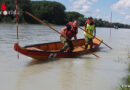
119 53 130 90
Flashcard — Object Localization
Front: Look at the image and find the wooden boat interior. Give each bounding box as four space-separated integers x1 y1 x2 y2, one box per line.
24 38 102 53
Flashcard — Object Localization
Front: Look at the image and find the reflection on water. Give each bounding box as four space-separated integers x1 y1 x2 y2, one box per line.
0 24 130 90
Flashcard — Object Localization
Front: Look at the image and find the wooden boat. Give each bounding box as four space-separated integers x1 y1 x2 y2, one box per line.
14 37 103 60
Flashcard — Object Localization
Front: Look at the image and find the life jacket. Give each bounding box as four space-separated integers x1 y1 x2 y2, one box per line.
62 22 78 39
84 20 95 39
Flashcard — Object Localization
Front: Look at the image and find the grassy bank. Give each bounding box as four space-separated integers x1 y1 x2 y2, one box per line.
119 51 130 90
120 67 130 90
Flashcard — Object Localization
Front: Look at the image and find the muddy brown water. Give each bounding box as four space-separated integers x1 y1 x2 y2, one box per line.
0 24 130 90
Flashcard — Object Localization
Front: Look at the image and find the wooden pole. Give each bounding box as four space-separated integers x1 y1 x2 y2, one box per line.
79 27 112 49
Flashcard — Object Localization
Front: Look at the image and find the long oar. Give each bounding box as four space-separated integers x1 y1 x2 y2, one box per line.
86 49 100 58
79 27 112 49
25 11 70 40
25 11 100 58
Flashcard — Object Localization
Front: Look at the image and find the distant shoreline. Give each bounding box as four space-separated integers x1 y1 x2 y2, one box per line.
1 0 130 29
0 23 130 29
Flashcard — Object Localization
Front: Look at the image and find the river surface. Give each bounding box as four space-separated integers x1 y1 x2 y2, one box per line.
0 24 130 90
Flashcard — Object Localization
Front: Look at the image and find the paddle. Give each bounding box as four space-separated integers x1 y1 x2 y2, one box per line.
79 27 112 49
25 11 100 58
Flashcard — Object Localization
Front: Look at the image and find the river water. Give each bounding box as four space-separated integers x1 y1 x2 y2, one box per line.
0 24 130 90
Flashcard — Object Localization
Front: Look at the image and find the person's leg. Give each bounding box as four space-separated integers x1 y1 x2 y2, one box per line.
85 36 89 49
89 39 93 49
67 40 74 52
60 36 69 52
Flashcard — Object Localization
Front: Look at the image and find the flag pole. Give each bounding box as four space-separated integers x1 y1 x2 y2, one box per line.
109 12 112 40
16 0 19 59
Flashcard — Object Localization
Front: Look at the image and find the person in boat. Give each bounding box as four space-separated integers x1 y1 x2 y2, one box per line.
84 17 96 49
60 20 79 52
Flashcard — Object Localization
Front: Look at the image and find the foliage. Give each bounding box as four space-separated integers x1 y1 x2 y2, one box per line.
31 1 66 24
65 12 84 21
0 0 130 28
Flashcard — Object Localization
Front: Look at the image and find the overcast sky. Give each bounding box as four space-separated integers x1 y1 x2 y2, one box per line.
32 0 130 24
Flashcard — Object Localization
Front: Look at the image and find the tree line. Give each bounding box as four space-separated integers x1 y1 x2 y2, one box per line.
0 0 130 28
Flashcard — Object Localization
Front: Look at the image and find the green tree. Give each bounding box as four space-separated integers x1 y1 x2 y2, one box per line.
77 17 87 26
18 0 33 23
65 11 84 22
31 1 66 24
0 0 130 29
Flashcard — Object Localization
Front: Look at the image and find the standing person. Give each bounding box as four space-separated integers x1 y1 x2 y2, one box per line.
84 17 96 49
60 20 79 52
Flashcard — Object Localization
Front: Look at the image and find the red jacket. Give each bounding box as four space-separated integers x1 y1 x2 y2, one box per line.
62 22 78 39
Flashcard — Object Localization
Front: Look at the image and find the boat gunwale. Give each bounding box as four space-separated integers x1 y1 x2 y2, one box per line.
24 38 85 48
23 39 102 54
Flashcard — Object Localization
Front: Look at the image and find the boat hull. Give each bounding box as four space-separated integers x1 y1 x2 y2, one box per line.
14 37 102 60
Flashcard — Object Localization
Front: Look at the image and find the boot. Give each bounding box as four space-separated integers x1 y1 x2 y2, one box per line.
59 49 65 53
90 45 93 49
67 49 72 53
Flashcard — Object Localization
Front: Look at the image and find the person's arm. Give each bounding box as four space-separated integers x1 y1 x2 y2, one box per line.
61 27 67 33
61 27 67 39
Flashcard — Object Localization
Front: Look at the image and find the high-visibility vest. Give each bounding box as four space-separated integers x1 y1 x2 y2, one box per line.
84 21 95 38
